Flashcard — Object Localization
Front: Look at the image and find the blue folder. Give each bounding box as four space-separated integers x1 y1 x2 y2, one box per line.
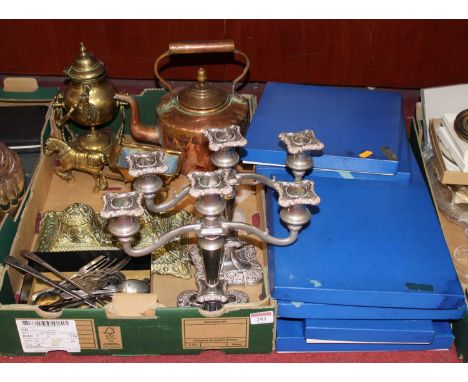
304 319 435 344
265 148 465 309
244 82 403 174
276 319 454 352
278 300 466 320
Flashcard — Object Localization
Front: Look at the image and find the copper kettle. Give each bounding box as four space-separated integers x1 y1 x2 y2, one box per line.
115 40 250 174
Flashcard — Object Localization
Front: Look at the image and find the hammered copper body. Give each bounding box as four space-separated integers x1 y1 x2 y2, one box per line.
116 40 250 175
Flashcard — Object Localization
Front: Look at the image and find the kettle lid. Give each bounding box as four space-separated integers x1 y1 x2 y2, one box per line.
65 43 107 81
177 68 229 113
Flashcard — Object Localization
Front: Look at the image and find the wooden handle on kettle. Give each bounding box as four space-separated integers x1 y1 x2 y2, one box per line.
154 39 249 96
168 40 235 55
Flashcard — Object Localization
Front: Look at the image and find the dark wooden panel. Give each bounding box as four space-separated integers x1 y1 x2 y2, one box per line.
0 20 226 81
1 20 468 88
225 19 468 89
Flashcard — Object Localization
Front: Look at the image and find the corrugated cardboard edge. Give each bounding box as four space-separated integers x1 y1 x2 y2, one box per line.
413 114 468 300
429 119 468 185
105 293 164 319
0 77 54 104
7 154 56 291
3 77 38 93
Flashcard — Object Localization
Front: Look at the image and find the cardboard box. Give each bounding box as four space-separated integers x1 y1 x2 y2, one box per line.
429 119 468 185
410 111 468 361
0 78 57 285
0 89 276 356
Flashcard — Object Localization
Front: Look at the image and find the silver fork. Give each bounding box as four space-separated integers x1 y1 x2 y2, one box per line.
30 255 115 304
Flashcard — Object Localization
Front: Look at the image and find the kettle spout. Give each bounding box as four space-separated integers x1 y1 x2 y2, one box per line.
114 93 161 145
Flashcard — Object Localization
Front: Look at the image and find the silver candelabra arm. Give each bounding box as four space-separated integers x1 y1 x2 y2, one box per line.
279 129 324 181
235 172 277 189
222 221 299 246
143 184 191 213
120 223 202 258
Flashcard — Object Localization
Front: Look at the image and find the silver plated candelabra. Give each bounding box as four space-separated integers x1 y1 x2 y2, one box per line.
100 128 323 312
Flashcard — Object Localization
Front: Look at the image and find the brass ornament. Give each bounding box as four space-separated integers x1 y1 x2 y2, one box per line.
135 209 193 279
47 43 126 191
44 137 108 192
35 203 116 252
35 203 193 280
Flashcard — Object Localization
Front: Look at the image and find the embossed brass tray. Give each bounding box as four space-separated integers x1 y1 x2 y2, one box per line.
35 203 193 279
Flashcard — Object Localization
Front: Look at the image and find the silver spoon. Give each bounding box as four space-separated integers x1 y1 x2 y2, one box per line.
117 279 150 294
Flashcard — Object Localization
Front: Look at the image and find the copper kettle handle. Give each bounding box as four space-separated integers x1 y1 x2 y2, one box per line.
154 40 250 96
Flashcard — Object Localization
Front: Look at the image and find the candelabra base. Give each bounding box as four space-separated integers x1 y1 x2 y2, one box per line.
177 289 249 311
221 240 263 286
176 245 250 310
190 241 263 286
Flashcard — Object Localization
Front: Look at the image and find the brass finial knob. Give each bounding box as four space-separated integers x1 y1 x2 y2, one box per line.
80 42 86 54
197 68 207 83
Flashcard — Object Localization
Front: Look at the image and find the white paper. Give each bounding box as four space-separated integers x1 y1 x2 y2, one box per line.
15 319 81 353
250 311 274 325
422 84 468 131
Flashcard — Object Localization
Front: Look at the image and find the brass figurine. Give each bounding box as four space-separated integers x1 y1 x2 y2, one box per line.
115 39 251 174
44 137 108 192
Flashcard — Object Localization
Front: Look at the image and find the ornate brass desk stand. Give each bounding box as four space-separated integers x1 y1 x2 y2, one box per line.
100 128 323 312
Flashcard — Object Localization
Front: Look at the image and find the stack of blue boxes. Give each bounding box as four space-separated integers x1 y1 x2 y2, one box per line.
244 83 467 352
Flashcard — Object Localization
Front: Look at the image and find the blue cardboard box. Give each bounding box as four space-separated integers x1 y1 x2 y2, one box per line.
265 137 465 310
278 300 466 320
304 319 435 344
244 82 404 174
276 319 454 352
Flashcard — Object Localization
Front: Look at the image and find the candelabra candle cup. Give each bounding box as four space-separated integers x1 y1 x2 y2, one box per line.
101 191 144 244
279 129 324 181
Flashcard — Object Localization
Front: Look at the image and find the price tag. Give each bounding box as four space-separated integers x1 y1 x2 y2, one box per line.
250 311 274 325
16 319 81 353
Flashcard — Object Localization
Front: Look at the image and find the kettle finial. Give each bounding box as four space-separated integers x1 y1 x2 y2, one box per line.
80 42 87 55
197 68 207 83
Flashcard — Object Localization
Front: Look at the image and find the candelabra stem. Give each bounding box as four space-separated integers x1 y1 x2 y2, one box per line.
200 236 225 286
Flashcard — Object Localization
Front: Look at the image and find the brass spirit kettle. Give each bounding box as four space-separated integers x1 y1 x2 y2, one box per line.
115 40 250 174
53 43 119 154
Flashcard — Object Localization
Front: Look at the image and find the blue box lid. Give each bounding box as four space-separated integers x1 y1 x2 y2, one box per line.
304 319 435 344
276 319 454 352
266 145 465 310
277 300 466 320
244 82 403 174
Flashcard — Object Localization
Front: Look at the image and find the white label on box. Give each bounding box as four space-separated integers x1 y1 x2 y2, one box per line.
15 319 81 353
250 311 274 325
